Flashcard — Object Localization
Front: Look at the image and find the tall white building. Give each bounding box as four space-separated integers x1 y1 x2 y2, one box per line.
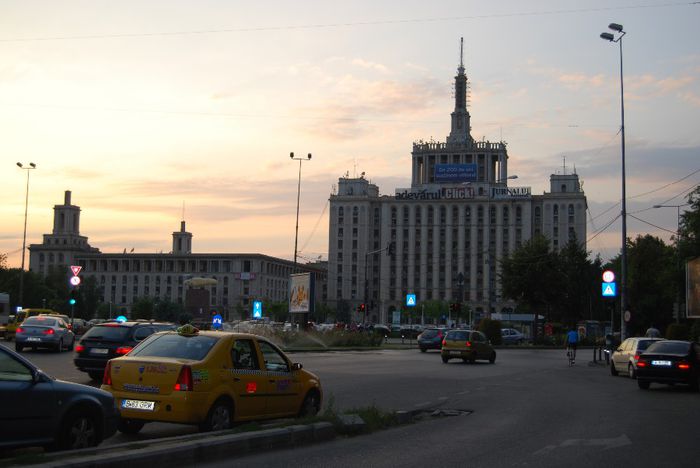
328 43 587 324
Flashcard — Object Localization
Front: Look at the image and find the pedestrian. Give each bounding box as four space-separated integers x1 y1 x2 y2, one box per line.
645 325 661 338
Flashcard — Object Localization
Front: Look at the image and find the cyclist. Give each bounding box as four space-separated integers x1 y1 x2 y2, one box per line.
565 326 579 365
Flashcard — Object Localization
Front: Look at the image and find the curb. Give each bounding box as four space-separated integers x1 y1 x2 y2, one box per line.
18 422 335 468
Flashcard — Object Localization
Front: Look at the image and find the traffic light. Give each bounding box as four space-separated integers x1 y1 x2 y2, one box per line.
69 289 78 306
359 303 366 313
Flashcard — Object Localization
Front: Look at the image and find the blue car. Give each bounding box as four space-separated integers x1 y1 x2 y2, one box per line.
15 315 76 352
0 345 118 451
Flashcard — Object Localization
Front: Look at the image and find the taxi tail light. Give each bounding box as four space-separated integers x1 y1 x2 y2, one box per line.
115 346 133 355
174 366 193 391
43 328 55 335
466 341 472 348
75 344 85 353
103 361 112 386
677 362 691 370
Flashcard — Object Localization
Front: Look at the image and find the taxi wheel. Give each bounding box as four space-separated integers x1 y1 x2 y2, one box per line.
117 418 145 434
299 392 320 417
489 352 496 364
441 356 449 363
200 399 233 432
610 362 619 376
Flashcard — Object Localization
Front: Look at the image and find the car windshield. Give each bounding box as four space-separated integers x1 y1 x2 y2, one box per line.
446 330 469 341
646 341 690 354
81 325 130 341
23 317 58 326
129 333 219 361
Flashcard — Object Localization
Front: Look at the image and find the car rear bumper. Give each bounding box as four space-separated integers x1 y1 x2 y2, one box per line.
441 349 476 358
16 335 61 347
75 356 109 372
106 388 210 425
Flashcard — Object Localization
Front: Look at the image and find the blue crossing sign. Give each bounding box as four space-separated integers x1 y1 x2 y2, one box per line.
406 294 417 307
253 301 262 319
212 314 223 329
602 282 616 297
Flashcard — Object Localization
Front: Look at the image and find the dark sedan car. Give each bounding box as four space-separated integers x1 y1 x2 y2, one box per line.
0 345 118 451
417 327 450 352
74 321 176 381
636 340 700 391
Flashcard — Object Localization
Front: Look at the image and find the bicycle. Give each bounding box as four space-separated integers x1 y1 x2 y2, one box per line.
566 344 576 366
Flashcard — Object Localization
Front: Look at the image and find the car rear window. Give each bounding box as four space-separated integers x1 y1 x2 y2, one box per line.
637 339 660 351
646 341 690 354
81 325 130 341
129 334 219 361
421 329 439 338
446 330 469 341
23 316 58 326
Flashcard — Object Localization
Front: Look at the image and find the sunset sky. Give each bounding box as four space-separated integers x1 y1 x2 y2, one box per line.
2 0 699 269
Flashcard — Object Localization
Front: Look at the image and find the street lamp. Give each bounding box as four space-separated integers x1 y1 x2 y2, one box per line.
653 203 690 322
16 162 36 309
600 22 628 339
289 152 312 264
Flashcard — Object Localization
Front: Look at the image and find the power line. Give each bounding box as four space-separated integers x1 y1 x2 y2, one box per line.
628 214 678 235
0 2 694 42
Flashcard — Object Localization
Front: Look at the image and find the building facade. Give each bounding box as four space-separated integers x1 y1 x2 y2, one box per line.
29 191 327 319
328 45 587 324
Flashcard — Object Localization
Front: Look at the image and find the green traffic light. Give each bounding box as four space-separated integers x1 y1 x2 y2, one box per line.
69 299 76 305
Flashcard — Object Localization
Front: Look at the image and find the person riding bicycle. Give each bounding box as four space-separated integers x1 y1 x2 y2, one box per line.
565 327 579 363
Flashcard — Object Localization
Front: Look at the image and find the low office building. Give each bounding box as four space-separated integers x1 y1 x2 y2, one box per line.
327 44 587 324
29 191 326 319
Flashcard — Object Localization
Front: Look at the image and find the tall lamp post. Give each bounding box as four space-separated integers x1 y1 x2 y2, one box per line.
600 23 627 339
16 162 37 309
289 152 312 264
653 203 689 323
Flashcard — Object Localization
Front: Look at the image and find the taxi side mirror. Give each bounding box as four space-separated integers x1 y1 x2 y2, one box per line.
291 363 303 371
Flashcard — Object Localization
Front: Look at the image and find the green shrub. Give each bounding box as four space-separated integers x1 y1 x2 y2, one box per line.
665 323 689 340
478 318 502 345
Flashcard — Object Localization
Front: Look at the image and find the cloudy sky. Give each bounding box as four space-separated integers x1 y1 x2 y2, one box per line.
2 0 699 268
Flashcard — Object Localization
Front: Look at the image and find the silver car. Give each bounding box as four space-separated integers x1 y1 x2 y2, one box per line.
15 315 76 353
610 337 664 379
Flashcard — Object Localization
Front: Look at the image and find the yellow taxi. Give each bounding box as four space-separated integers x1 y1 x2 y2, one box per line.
101 324 322 434
440 329 497 364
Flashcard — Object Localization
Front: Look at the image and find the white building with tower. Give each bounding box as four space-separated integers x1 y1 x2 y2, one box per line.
327 40 587 324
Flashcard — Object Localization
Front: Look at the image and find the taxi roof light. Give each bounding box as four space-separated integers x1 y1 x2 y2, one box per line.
174 366 193 391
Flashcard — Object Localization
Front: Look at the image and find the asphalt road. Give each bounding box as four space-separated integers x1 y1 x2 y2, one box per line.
2 342 698 467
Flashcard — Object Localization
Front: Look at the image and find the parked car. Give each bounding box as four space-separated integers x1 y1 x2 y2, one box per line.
15 315 76 353
101 324 322 434
501 328 526 345
0 345 118 451
370 324 391 338
71 318 90 335
400 325 423 339
610 336 664 379
417 327 450 352
74 321 177 381
636 340 700 391
441 329 496 364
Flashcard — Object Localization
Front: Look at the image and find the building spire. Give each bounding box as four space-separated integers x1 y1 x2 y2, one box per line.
447 37 472 144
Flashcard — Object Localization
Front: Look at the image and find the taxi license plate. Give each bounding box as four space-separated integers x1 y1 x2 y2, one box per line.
27 337 41 342
122 399 155 411
90 348 108 354
651 360 672 366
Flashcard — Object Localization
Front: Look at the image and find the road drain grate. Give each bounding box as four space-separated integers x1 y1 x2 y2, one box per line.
410 409 472 421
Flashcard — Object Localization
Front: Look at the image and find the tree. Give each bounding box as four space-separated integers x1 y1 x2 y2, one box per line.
0 253 7 270
154 299 184 322
500 235 565 341
678 185 700 262
556 238 598 324
131 297 155 320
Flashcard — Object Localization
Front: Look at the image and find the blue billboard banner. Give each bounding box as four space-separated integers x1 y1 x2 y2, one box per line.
434 164 477 183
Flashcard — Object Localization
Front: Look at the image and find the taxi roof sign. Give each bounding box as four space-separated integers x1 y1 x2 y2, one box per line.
177 323 200 336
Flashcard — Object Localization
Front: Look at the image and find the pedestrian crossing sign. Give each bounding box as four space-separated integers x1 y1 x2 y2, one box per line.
602 282 616 297
406 294 417 307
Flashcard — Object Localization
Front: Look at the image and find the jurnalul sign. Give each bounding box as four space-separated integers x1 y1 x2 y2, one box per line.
490 186 532 199
289 272 315 314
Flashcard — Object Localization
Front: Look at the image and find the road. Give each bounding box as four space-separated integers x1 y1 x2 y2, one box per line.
2 342 697 467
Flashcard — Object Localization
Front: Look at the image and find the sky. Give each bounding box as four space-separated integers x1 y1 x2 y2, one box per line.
1 0 699 269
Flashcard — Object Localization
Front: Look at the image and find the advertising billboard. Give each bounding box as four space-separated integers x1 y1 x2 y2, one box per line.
289 272 315 314
434 164 477 183
687 257 700 318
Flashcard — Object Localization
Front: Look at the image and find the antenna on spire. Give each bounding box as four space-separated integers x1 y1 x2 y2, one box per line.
460 37 464 69
182 201 186 221
562 156 567 175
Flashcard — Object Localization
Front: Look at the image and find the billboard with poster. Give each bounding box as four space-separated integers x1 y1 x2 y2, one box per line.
289 272 315 314
687 257 700 318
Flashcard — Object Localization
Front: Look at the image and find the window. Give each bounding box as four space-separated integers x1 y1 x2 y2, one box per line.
231 339 259 370
258 341 289 372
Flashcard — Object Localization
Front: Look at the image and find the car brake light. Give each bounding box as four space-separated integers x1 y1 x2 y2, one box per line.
43 329 55 335
174 366 193 391
636 361 647 367
103 361 112 386
442 339 446 346
678 362 691 370
634 353 640 362
115 346 133 355
16 327 24 334
75 344 85 353
466 341 472 347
